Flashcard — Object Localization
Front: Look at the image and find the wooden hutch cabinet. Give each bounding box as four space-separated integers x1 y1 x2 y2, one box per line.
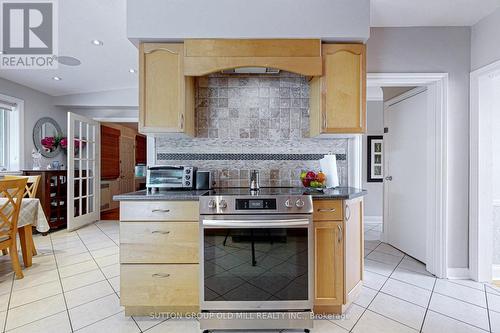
23 170 67 230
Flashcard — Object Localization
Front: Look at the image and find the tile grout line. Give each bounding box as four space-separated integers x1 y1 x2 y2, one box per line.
423 309 491 332
419 275 437 332
347 250 406 332
74 226 144 332
93 223 120 247
49 233 76 332
2 272 15 333
447 279 486 292
431 290 489 309
486 289 492 332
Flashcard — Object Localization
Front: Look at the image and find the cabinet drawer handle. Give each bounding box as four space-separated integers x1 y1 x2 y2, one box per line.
338 225 343 243
317 208 336 212
151 209 170 213
345 205 351 221
152 273 170 278
151 230 170 235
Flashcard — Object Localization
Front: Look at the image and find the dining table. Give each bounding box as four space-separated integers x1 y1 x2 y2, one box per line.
0 197 50 267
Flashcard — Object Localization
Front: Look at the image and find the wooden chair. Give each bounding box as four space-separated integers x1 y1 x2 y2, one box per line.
3 175 40 256
0 178 28 279
3 175 41 199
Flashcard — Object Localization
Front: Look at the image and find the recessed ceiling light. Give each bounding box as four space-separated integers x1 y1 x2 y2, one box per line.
52 76 62 81
91 40 103 46
129 68 137 73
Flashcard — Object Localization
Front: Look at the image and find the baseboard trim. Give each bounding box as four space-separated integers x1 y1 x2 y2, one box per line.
365 216 382 224
493 265 500 280
447 268 470 279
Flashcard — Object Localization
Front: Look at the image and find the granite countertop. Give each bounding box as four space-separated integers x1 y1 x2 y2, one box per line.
305 187 367 200
113 187 366 201
113 189 210 201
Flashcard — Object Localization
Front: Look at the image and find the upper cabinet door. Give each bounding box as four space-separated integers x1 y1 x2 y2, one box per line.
139 43 195 135
310 44 366 135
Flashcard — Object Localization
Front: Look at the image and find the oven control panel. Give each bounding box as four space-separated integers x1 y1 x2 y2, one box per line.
200 195 313 215
235 198 277 210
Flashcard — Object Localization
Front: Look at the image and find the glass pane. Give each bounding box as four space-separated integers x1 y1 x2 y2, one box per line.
74 198 79 217
203 228 309 302
74 120 80 138
0 109 5 167
74 178 80 198
88 159 94 178
88 177 94 195
87 141 94 160
80 122 88 141
88 195 94 213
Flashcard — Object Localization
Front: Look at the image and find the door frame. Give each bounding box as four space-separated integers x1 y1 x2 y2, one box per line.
367 73 449 278
469 59 500 282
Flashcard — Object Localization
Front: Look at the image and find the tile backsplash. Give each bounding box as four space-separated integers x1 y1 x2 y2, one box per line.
154 71 349 187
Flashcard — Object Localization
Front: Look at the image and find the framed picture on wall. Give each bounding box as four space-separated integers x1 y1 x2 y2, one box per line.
367 135 384 182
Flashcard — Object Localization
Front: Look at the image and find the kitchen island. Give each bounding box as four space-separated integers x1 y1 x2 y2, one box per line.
114 187 366 316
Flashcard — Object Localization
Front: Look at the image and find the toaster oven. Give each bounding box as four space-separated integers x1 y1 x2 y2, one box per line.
146 166 197 190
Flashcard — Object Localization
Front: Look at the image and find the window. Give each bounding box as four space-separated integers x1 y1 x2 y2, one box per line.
0 95 23 172
0 108 7 170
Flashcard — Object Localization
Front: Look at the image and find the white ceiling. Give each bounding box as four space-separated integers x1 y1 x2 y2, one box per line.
0 0 138 97
371 0 500 27
0 0 499 97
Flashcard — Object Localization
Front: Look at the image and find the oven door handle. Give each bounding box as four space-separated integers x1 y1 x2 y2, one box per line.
202 219 309 228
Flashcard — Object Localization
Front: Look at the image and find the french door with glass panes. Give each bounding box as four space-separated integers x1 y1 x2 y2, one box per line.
67 113 100 231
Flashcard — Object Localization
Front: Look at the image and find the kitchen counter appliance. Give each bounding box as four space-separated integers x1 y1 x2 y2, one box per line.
199 187 314 332
146 165 196 191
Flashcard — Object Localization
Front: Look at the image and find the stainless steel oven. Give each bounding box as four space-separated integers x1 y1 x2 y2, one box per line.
199 188 313 332
146 165 196 190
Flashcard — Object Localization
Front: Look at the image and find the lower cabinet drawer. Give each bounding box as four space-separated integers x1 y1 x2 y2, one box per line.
120 201 199 221
120 222 199 263
313 200 344 221
120 264 199 308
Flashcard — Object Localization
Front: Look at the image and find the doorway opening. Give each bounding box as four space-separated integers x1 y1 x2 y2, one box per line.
99 121 145 221
364 73 448 278
470 60 500 283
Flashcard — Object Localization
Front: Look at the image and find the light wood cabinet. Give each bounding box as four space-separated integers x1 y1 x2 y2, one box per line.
119 200 200 315
121 264 199 315
314 221 343 306
313 197 364 314
120 221 199 264
120 200 199 221
310 44 366 135
139 43 195 135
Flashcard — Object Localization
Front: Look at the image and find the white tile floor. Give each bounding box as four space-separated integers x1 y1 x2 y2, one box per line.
0 221 497 332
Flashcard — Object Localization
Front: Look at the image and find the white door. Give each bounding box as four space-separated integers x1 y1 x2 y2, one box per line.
384 88 428 263
67 113 100 231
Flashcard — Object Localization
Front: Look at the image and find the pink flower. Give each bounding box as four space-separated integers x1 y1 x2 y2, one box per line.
60 137 68 149
41 137 55 150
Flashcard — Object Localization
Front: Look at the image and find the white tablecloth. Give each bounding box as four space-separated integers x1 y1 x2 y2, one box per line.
0 198 50 233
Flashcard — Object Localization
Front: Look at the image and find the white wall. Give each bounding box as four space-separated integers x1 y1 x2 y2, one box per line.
491 74 500 265
362 101 384 220
53 88 138 108
126 0 370 43
471 7 500 71
69 108 138 120
367 27 471 268
0 78 67 169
